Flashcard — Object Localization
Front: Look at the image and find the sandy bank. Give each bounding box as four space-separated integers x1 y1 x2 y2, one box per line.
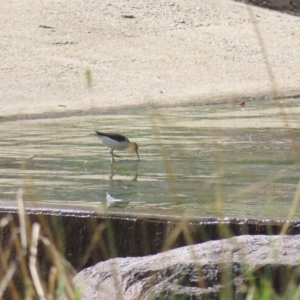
1 0 300 117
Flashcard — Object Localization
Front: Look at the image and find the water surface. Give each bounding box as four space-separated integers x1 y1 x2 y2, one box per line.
1 98 300 219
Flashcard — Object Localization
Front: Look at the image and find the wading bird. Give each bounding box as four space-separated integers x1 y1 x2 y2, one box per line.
95 131 139 161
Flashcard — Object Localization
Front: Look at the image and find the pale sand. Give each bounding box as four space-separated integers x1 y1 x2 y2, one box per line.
1 0 300 117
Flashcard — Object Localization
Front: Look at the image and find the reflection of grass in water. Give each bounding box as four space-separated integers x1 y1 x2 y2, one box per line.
2 3 300 300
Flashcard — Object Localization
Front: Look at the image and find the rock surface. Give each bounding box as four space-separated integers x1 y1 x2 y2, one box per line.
243 0 300 12
1 0 300 117
73 235 300 299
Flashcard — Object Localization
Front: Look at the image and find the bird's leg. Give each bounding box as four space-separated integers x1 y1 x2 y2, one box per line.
110 149 122 159
110 149 115 161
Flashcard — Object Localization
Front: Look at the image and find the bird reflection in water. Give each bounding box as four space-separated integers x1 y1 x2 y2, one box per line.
108 160 139 181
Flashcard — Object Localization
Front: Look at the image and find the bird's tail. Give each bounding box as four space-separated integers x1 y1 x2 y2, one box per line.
95 131 104 136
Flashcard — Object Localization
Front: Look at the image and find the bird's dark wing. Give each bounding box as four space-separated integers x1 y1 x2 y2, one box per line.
95 131 128 142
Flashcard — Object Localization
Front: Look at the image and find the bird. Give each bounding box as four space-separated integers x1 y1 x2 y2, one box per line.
95 131 139 161
239 101 246 107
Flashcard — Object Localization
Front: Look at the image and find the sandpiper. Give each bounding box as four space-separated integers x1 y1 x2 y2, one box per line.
95 131 139 161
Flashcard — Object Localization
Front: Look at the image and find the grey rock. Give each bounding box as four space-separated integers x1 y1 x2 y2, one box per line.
235 0 300 13
73 235 300 299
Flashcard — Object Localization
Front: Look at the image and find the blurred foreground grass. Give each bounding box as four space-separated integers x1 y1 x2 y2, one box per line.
1 1 300 299
1 101 300 298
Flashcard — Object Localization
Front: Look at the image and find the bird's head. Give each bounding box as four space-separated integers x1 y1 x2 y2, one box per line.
128 142 139 159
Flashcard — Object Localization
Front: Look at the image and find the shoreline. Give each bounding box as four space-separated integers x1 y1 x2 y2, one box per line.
1 89 299 122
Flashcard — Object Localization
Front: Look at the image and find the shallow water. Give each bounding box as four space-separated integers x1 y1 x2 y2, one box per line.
1 98 300 219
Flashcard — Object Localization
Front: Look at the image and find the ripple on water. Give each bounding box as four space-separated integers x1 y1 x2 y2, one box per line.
1 99 300 219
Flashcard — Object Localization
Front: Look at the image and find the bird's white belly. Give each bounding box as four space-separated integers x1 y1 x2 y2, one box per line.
98 136 128 150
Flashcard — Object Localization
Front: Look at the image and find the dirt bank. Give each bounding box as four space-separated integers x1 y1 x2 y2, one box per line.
1 0 300 117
